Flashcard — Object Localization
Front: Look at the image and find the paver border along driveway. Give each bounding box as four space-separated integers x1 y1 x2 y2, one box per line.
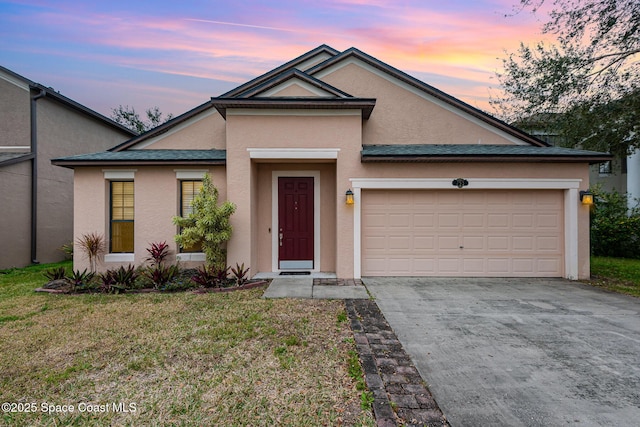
364 277 640 427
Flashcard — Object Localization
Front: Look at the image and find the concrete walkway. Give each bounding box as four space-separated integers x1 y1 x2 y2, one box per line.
262 276 370 299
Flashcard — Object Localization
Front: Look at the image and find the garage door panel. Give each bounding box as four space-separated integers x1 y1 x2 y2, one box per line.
362 190 563 277
414 236 435 249
488 214 509 227
488 236 509 251
462 236 485 250
414 213 435 227
537 214 560 228
538 236 561 251
463 258 485 273
438 236 461 250
463 213 485 228
389 236 411 249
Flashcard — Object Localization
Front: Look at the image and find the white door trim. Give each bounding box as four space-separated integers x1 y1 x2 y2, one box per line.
272 171 321 272
350 178 582 280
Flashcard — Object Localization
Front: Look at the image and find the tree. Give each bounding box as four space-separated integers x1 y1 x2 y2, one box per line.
172 173 236 268
493 0 640 155
110 105 173 133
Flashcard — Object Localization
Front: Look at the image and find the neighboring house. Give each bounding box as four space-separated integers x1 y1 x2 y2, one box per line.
517 115 636 204
53 45 610 280
0 66 136 269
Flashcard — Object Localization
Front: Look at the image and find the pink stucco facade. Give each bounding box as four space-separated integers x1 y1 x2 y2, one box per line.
60 46 608 279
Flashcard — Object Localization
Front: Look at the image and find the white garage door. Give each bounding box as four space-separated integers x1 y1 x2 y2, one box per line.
362 190 564 277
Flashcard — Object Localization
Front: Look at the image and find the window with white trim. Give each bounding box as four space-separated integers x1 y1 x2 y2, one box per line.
110 181 134 253
179 180 203 252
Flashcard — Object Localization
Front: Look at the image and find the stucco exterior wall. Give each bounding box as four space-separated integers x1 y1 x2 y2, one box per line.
36 98 133 265
0 161 31 268
72 166 227 272
224 111 362 276
318 62 516 146
138 109 226 150
0 75 30 147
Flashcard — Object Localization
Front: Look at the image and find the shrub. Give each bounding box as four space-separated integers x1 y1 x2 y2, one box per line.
590 187 640 258
98 265 138 293
43 266 67 281
68 269 96 292
144 264 180 290
145 241 171 266
173 173 236 269
191 265 230 288
231 262 250 286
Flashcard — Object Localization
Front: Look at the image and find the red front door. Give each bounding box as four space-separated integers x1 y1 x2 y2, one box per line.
278 177 314 269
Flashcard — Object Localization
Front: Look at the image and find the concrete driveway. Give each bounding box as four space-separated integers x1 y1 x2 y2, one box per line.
364 277 640 427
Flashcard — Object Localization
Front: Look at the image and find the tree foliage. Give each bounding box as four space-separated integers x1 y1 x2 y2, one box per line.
111 105 173 133
590 186 640 258
173 174 236 268
494 0 640 155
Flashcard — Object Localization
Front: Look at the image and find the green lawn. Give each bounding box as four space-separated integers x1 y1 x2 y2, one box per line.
0 261 374 426
589 256 640 297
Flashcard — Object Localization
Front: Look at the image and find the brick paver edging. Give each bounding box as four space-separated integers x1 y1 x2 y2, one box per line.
345 299 449 427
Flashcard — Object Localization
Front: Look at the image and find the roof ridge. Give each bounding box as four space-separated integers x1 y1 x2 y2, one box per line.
221 44 340 98
236 68 353 99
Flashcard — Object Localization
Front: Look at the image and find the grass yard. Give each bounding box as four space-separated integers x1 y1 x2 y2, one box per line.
0 261 374 426
589 256 640 297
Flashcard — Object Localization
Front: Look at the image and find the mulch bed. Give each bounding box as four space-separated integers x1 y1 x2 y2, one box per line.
35 280 270 295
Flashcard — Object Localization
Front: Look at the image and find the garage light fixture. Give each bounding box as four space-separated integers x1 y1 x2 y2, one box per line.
345 189 354 205
580 190 594 206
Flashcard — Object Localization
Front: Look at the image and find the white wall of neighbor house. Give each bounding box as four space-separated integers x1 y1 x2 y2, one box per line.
627 149 640 210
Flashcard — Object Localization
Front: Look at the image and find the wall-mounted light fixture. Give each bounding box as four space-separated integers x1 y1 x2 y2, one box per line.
580 190 594 206
345 189 354 205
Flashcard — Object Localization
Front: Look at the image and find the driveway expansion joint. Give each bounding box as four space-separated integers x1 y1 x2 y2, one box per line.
345 299 449 427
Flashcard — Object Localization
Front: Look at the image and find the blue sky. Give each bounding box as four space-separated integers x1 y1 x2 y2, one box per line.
0 0 549 118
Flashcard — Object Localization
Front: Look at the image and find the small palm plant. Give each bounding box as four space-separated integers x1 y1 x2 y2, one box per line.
76 232 106 273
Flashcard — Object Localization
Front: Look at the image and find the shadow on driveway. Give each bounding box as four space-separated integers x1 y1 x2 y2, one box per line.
364 277 640 427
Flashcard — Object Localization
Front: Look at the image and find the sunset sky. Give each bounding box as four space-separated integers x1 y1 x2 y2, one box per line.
0 0 551 119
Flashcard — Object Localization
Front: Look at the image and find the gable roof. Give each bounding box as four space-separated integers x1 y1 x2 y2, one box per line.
222 44 340 98
0 65 137 137
109 101 215 152
236 69 354 98
306 48 549 148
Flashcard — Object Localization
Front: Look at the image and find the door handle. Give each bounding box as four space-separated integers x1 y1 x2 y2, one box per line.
279 233 283 246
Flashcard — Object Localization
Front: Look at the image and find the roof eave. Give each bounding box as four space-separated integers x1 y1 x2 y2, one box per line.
211 97 376 120
51 159 226 169
361 155 613 164
0 152 35 167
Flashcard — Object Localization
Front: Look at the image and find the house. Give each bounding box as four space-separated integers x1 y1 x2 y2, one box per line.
516 114 638 207
52 45 610 280
0 66 136 269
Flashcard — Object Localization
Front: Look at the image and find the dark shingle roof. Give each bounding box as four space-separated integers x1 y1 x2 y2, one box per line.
51 149 226 168
361 144 611 164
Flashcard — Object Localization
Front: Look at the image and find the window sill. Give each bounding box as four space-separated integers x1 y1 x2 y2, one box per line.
176 253 206 262
105 253 135 263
